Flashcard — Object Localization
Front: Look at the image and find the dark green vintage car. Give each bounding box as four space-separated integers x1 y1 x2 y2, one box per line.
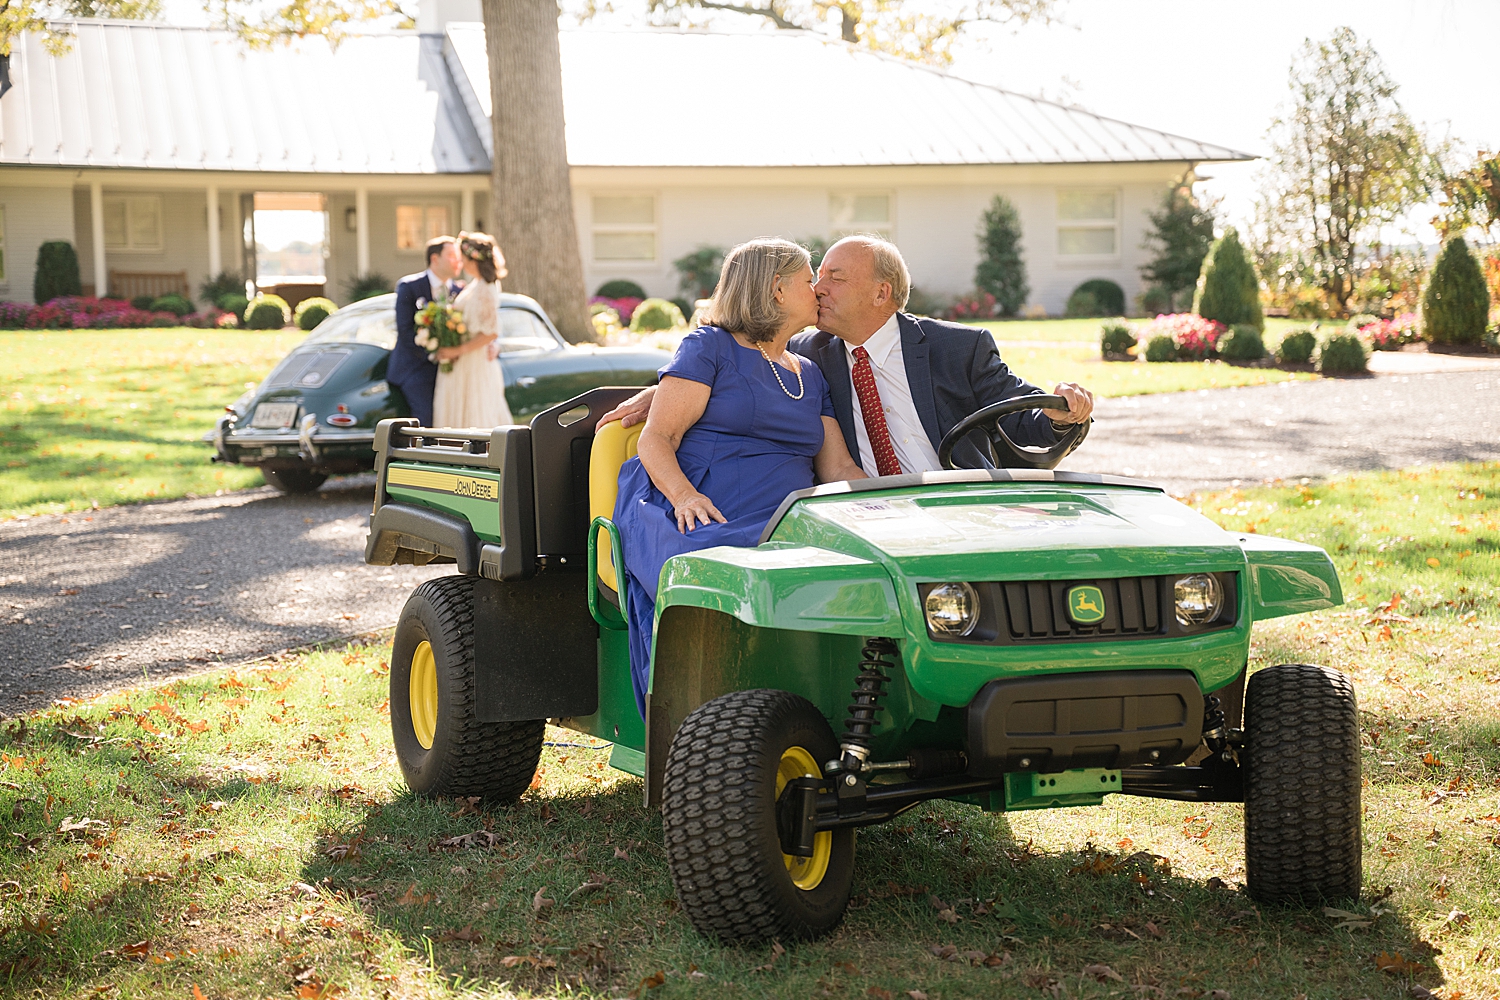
204 292 670 493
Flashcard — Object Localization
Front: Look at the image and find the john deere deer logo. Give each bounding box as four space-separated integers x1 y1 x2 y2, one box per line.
1067 585 1106 625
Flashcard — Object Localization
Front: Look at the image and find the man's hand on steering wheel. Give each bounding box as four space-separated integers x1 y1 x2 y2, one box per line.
1042 382 1094 426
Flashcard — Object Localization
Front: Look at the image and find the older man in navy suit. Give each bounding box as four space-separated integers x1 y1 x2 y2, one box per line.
598 236 1093 470
389 236 463 427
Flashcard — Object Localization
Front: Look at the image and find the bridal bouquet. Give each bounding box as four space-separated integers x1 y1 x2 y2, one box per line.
413 302 468 373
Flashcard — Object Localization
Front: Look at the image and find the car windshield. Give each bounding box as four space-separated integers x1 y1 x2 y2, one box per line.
498 308 564 354
303 307 398 349
299 303 562 355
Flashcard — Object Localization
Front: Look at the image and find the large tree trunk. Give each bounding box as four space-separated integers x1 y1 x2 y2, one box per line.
482 0 593 343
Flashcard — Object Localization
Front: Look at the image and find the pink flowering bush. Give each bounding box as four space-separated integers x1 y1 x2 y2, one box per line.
1359 312 1421 351
947 292 998 321
0 297 185 329
590 296 643 324
1139 313 1224 361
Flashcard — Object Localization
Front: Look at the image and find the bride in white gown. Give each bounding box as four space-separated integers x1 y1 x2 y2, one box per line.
432 232 515 429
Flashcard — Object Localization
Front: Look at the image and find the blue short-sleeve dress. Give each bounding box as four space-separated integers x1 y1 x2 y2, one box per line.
613 325 835 715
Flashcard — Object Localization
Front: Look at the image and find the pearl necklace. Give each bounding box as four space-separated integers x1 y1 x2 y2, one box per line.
757 345 805 400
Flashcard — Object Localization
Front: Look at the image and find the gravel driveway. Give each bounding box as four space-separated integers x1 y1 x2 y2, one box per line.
3 368 1497 711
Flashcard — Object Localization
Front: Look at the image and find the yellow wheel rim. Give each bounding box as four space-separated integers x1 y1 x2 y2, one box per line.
409 640 438 751
776 746 832 891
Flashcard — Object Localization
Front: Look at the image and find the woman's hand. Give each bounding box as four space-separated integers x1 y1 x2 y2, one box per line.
434 345 461 362
671 491 727 533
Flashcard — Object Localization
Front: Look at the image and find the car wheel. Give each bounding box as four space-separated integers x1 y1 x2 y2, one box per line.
1243 663 1362 905
662 689 855 943
262 468 329 494
390 576 544 801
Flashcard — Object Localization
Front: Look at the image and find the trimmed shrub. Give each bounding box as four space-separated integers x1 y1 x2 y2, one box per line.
150 294 195 317
1138 285 1172 317
217 293 249 319
1193 227 1263 331
344 273 392 303
295 297 337 331
1277 328 1318 364
1065 279 1125 318
1144 334 1177 362
975 195 1029 317
199 271 245 307
629 298 686 333
1218 323 1266 361
1346 313 1378 333
131 296 156 311
672 248 726 301
1140 312 1223 360
1100 320 1137 359
245 293 291 330
1318 333 1368 374
34 241 82 304
1484 325 1499 354
904 286 944 318
1422 237 1489 345
1288 287 1328 319
670 298 694 323
596 279 648 300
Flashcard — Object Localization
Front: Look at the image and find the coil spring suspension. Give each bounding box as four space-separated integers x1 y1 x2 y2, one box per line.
1201 694 1241 764
840 637 898 770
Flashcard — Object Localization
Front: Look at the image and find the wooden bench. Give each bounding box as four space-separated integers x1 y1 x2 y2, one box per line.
109 270 190 301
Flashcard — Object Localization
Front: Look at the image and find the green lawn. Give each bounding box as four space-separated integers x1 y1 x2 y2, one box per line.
0 464 1496 997
0 328 305 518
0 319 1330 520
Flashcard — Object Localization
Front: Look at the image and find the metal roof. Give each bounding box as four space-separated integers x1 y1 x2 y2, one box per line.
0 20 1252 173
0 20 488 173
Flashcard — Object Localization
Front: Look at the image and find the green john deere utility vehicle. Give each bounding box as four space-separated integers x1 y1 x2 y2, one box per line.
365 388 1361 944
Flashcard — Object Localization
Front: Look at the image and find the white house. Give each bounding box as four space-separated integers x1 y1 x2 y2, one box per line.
0 14 1250 313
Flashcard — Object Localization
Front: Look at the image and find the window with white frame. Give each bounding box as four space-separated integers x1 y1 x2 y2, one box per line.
591 195 656 262
829 193 892 239
0 207 6 281
1056 189 1119 257
395 203 454 252
103 195 163 252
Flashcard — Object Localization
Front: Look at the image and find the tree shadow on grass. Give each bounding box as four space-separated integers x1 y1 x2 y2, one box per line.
299 782 1450 998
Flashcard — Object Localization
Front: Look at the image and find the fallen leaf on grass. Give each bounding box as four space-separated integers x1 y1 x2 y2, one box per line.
58 816 108 837
750 941 786 972
1422 753 1445 769
19 915 58 937
1324 906 1374 930
907 992 929 1000
394 885 432 906
532 887 554 915
450 796 483 818
1083 964 1124 982
435 830 500 851
1443 909 1470 929
120 940 151 957
437 925 483 943
867 988 894 1000
192 986 207 1000
629 971 665 997
567 881 609 903
1375 951 1428 975
614 846 629 860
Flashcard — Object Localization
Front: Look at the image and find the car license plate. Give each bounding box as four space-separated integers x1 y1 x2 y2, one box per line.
251 402 299 428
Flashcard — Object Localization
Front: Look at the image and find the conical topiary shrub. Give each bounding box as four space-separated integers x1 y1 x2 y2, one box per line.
1192 228 1263 331
1421 237 1489 346
34 241 82 304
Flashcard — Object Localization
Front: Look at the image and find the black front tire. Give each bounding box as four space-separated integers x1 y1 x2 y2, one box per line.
662 689 856 944
390 576 544 801
262 468 329 494
1243 663 1362 905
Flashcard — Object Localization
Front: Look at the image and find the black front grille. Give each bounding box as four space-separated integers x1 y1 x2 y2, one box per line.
918 573 1237 646
1000 577 1162 640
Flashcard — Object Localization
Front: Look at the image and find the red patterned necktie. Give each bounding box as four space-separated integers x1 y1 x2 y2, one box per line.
850 346 902 477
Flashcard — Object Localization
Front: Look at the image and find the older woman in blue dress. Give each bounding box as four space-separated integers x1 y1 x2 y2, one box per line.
613 239 868 714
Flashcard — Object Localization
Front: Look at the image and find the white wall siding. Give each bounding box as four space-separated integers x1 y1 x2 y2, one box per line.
0 184 77 302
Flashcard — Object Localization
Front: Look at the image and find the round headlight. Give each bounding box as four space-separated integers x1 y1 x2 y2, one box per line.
1174 574 1223 627
925 582 979 636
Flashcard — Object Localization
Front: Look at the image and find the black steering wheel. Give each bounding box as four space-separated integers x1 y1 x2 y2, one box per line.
937 394 1090 471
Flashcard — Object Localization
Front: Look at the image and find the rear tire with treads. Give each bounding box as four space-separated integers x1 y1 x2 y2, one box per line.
662 689 855 944
1244 663 1362 905
390 575 543 801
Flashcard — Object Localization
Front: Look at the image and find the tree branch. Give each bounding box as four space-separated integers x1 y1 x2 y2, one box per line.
692 0 799 29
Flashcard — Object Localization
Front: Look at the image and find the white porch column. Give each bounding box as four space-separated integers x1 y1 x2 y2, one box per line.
460 188 475 233
89 181 106 297
206 183 222 276
355 186 370 275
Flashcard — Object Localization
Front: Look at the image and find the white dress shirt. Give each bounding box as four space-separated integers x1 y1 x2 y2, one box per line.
424 269 448 303
843 313 943 475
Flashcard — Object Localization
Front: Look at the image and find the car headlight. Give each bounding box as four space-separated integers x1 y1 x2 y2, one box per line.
925 582 979 637
1174 574 1223 627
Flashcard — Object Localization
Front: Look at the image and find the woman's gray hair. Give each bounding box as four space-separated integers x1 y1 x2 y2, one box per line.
702 238 811 343
831 234 911 310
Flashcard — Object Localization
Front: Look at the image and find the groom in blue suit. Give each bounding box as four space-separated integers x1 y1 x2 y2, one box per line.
390 236 462 426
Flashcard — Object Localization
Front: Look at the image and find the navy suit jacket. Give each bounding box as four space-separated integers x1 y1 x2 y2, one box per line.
389 271 459 425
790 313 1057 472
